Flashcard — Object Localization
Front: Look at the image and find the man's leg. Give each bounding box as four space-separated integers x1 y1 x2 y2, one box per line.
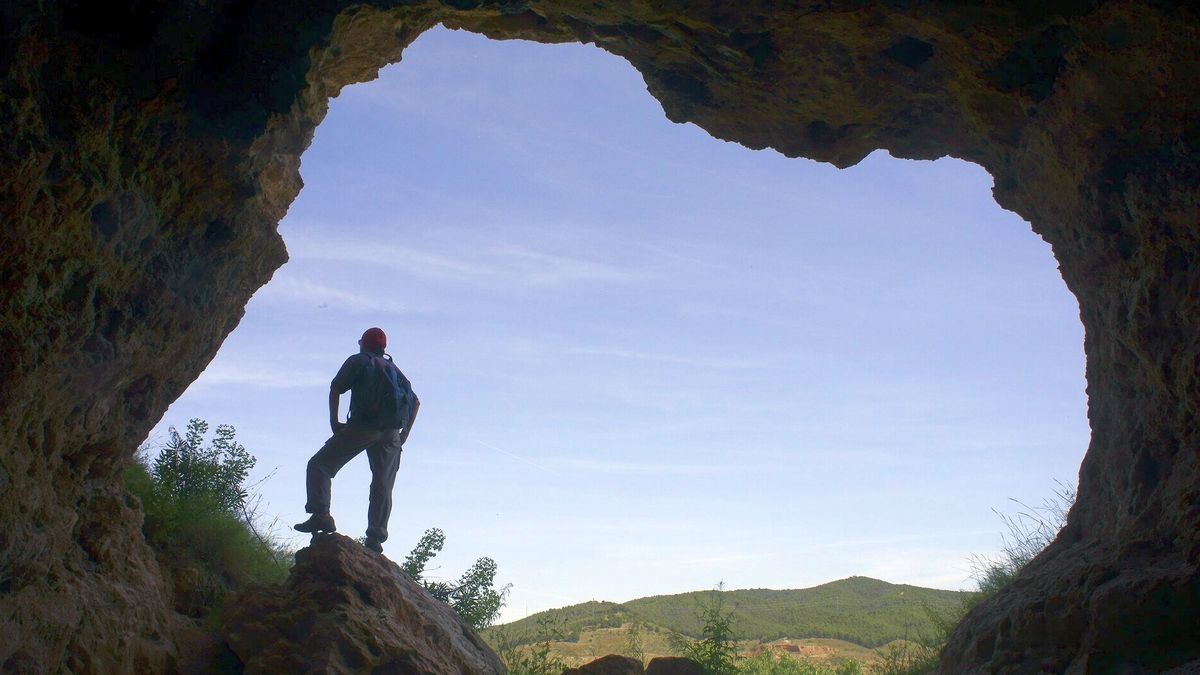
364 429 404 544
304 426 382 515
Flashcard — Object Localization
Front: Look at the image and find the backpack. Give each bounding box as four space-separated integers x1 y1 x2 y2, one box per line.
360 353 415 430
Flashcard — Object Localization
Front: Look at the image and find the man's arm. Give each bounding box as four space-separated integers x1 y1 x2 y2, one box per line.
328 354 362 434
398 396 419 445
329 387 344 434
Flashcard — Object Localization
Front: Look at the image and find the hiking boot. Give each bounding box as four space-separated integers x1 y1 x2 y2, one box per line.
294 513 336 534
364 537 383 554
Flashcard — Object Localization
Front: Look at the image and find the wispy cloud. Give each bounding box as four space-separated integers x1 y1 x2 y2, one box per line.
476 440 557 473
255 276 410 315
543 456 751 477
286 237 490 278
489 244 637 286
284 232 640 289
567 346 765 370
195 362 329 389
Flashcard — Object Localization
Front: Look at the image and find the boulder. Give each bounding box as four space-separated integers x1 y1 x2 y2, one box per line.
221 533 504 674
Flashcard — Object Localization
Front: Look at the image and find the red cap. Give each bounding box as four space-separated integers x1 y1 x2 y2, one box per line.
360 327 386 352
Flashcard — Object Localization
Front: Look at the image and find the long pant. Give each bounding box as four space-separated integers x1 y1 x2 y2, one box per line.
305 424 404 542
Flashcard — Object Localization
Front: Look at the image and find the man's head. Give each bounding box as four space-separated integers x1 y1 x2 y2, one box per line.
359 327 386 354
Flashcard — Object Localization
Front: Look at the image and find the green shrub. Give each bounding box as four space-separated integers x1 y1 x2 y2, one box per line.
400 527 510 630
151 420 254 512
671 583 740 675
126 419 293 624
623 620 646 663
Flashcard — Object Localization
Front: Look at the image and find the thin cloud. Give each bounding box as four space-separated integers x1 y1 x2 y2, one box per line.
567 346 764 369
544 456 751 476
486 244 640 286
476 440 557 473
255 276 410 315
194 362 329 389
286 236 490 277
285 232 641 289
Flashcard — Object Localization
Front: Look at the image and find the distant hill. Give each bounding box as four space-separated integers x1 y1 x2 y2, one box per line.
484 577 975 649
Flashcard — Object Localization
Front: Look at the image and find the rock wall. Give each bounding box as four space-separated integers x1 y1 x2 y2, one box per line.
1 1 1196 672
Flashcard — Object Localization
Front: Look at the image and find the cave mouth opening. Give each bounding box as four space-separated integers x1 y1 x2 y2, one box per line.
155 26 1088 621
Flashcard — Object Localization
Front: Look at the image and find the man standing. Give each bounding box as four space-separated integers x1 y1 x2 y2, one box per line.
295 327 419 554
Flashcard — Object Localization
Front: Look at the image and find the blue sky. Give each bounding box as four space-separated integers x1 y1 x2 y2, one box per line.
152 27 1089 622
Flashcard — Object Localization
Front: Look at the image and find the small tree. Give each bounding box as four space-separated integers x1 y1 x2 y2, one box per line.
128 419 292 621
402 527 511 630
151 418 255 512
678 583 739 675
401 527 447 579
623 620 646 664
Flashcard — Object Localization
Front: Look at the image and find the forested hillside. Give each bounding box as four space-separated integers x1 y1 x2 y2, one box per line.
486 577 974 649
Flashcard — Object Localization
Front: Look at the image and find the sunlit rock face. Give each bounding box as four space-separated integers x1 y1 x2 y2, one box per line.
0 1 1196 672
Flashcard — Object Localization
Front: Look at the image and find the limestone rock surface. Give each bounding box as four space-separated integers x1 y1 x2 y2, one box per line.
221 533 504 674
1 1 1198 673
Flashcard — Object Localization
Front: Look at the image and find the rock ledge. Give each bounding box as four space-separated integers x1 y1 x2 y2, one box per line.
221 533 504 674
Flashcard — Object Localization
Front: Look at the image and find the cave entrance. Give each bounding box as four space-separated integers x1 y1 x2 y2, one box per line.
156 27 1088 622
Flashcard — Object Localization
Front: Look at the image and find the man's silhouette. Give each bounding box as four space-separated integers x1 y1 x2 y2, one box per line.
295 327 419 553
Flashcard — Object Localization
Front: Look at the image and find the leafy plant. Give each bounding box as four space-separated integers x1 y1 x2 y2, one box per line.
401 527 511 630
126 419 293 625
676 583 740 675
623 620 646 664
151 419 255 512
401 527 446 579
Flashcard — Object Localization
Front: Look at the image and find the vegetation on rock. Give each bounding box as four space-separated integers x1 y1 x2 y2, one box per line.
970 482 1076 595
128 419 511 638
125 419 293 624
869 482 1078 675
